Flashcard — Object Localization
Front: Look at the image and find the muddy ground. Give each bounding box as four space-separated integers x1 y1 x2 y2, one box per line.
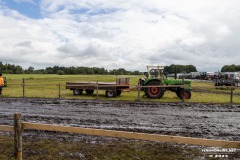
0 97 240 142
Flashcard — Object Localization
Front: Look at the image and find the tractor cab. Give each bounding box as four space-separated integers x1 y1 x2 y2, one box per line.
139 66 165 86
147 66 165 79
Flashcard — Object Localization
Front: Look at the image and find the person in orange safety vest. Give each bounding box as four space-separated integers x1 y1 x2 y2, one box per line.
0 73 4 95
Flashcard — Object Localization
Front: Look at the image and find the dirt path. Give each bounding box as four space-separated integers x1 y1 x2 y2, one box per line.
0 98 240 141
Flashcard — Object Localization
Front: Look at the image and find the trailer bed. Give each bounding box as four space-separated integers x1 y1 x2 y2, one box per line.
66 77 130 97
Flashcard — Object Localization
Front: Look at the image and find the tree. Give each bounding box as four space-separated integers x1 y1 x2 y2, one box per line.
164 64 197 74
26 66 34 74
221 64 239 72
56 70 65 75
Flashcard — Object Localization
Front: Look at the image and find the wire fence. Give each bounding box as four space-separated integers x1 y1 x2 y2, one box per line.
2 78 240 104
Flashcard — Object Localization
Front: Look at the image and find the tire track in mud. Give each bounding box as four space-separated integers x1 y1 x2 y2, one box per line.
0 98 240 141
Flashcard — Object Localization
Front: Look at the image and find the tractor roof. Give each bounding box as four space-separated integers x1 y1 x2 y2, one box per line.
146 66 165 70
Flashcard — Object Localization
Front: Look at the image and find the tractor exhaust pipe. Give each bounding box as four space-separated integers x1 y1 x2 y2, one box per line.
174 65 177 79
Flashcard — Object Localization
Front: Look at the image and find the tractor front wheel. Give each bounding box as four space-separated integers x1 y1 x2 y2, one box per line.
145 81 164 99
180 89 191 99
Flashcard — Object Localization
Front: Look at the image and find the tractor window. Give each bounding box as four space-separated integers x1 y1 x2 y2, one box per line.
150 69 158 78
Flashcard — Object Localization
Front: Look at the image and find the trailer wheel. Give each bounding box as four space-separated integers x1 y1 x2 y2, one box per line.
86 89 94 94
73 89 83 95
116 90 122 96
105 90 116 98
180 89 191 99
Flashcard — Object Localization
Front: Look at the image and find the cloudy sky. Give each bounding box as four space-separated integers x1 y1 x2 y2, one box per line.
0 0 240 72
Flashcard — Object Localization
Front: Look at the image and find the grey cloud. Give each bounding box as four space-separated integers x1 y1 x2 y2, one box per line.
57 44 79 55
15 41 32 48
57 43 98 58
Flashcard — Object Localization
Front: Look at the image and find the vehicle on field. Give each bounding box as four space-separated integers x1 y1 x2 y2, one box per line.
3 77 7 87
213 72 239 87
66 77 130 98
138 66 191 99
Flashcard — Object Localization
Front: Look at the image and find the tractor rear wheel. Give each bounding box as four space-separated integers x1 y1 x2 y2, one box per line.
145 81 164 99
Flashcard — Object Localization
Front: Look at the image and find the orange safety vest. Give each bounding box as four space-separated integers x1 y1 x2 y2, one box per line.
0 77 4 86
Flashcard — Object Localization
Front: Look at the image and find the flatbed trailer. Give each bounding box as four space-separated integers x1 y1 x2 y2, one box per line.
66 77 130 97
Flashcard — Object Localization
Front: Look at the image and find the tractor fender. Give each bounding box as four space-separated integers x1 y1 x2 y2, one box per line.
144 78 162 85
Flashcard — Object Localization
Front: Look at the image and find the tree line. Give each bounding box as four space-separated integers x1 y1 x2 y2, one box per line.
221 64 240 72
0 62 141 75
163 64 197 74
0 62 198 75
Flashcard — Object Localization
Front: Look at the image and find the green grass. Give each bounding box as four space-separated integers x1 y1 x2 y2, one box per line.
2 74 240 103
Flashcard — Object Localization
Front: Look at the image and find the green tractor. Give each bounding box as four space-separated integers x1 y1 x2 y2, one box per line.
138 66 191 99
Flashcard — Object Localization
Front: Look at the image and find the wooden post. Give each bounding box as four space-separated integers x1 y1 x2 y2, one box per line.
96 81 99 100
230 88 233 104
22 78 25 98
58 84 61 98
230 81 234 104
137 85 140 101
14 113 22 160
182 77 185 103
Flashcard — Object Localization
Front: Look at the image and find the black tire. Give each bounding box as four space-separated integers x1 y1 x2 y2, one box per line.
73 89 83 95
116 90 122 96
176 90 181 99
180 89 191 99
145 81 164 99
105 90 116 98
86 89 94 94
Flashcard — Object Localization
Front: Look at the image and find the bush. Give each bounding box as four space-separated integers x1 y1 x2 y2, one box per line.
56 70 65 75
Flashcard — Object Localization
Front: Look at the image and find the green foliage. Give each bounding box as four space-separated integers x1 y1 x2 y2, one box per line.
0 62 24 74
0 61 200 76
164 64 197 74
56 70 65 75
221 64 240 72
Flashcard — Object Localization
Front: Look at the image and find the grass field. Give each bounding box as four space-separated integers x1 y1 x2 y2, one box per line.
2 74 240 104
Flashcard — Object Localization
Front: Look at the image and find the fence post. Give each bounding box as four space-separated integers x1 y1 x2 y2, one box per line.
230 88 233 104
96 81 99 100
58 84 61 98
137 85 140 101
182 77 185 102
22 78 25 98
14 113 22 160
